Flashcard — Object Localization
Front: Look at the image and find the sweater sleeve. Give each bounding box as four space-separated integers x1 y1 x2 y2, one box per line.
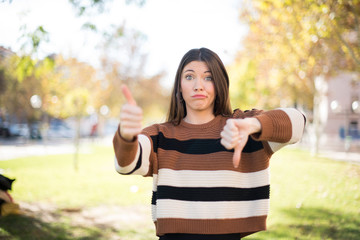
251 108 306 153
112 125 152 176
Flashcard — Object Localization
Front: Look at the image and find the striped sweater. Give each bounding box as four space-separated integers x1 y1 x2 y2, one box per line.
113 108 305 238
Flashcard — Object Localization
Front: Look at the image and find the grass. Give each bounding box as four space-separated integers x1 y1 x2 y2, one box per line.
0 145 153 207
0 143 359 239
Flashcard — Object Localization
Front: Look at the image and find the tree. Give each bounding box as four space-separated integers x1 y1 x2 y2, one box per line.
0 26 53 129
98 26 169 123
236 0 360 153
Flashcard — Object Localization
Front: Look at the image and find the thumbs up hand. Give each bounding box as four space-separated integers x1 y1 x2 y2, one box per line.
220 118 261 168
120 85 143 141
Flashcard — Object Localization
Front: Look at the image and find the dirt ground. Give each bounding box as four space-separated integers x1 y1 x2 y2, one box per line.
18 201 154 239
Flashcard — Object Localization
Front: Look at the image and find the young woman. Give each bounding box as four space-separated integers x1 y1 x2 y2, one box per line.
113 48 306 240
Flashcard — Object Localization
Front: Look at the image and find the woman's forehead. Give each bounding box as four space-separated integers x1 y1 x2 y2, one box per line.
183 61 210 73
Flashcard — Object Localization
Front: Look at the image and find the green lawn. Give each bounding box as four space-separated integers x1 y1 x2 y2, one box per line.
0 144 359 240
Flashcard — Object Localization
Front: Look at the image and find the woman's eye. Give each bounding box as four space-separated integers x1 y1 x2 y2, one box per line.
185 75 193 80
205 76 213 81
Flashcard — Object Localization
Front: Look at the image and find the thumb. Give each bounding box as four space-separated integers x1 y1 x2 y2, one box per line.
232 120 248 168
121 85 137 106
233 144 242 168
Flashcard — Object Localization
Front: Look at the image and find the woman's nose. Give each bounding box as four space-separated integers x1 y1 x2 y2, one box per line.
193 79 204 91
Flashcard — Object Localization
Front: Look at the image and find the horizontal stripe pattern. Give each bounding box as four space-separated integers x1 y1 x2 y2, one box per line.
156 149 270 173
114 108 305 236
119 144 143 175
151 132 264 154
114 134 151 176
156 199 269 219
114 143 141 174
157 168 270 188
268 108 306 152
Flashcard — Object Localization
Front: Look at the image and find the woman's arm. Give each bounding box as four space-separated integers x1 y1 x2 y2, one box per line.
252 108 306 152
113 131 152 176
220 108 306 167
112 85 152 176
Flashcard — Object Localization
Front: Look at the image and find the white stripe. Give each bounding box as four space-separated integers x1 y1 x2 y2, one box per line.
157 169 269 188
268 108 305 152
152 174 159 221
132 134 151 175
268 141 286 152
153 174 158 191
114 145 140 174
151 204 157 221
114 134 151 176
279 108 305 144
156 199 269 219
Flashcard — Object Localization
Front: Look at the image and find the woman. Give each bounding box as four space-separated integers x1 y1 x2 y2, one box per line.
113 48 306 240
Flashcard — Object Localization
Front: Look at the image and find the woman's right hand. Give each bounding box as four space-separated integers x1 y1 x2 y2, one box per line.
120 85 143 141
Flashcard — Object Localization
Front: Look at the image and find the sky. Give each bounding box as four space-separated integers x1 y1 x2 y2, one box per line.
0 0 248 83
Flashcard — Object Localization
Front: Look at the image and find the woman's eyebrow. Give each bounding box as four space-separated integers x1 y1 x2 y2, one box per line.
183 69 212 73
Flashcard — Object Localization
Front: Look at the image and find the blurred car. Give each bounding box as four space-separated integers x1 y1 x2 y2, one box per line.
8 123 29 137
0 122 10 138
47 120 75 139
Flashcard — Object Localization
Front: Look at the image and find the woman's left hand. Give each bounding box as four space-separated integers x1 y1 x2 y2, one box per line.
220 118 261 168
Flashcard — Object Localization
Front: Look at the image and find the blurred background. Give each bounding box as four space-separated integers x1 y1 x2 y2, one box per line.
0 0 359 154
0 0 359 239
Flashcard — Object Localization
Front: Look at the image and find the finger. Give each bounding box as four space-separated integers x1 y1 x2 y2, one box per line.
220 138 233 150
120 112 143 122
121 85 137 106
232 135 248 168
221 134 240 148
120 128 142 140
233 144 242 168
225 119 238 132
120 121 143 129
121 104 143 113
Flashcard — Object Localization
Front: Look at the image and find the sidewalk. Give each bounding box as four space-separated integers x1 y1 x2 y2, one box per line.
318 150 360 164
297 138 360 164
0 137 113 161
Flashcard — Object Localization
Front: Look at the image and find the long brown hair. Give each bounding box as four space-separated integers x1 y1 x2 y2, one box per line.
167 48 232 125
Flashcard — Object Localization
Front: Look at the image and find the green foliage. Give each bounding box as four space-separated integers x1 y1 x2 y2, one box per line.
0 67 7 95
14 55 36 83
237 0 360 111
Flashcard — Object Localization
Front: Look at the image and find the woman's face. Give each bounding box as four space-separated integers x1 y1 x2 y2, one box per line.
180 61 216 116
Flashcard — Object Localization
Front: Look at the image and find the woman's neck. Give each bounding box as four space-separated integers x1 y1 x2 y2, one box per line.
183 111 215 125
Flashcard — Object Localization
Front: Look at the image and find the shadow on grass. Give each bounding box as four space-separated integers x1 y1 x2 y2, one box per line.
250 207 360 240
0 214 117 240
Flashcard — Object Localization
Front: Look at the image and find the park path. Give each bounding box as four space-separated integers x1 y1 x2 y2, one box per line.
0 137 111 161
18 201 154 239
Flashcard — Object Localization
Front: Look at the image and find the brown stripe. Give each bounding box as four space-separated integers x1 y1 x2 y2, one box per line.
156 216 267 236
142 121 227 141
113 125 139 167
157 149 270 173
254 110 292 143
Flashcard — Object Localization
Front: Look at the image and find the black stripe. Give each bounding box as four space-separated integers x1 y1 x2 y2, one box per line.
156 185 269 202
151 191 157 205
150 132 263 154
120 144 142 175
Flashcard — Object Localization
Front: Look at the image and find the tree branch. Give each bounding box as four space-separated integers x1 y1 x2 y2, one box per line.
330 19 360 66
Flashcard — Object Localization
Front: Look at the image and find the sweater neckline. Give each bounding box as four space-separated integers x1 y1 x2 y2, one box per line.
179 114 223 129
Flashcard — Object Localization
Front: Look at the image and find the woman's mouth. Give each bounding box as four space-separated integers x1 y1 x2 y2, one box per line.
192 94 206 99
